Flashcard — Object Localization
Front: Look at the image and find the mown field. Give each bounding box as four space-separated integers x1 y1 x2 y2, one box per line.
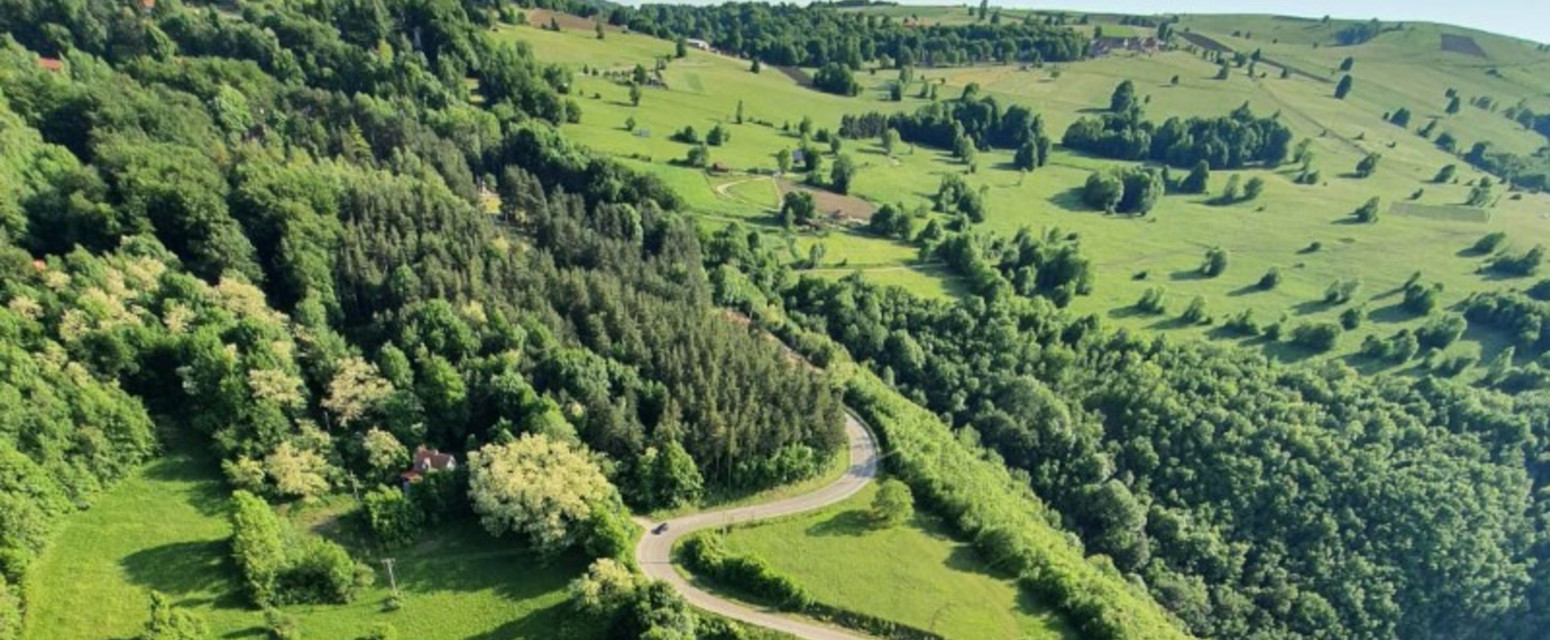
504 14 1550 366
704 482 1072 640
23 448 598 640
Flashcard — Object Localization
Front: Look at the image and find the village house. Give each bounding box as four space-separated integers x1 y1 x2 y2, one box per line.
401 445 456 489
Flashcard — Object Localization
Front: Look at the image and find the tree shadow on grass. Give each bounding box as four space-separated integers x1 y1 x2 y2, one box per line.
1290 299 1333 316
141 455 229 518
1367 303 1415 324
122 540 245 609
1047 187 1089 213
806 509 873 537
1169 269 1209 282
465 601 603 640
1227 283 1264 297
1106 305 1147 320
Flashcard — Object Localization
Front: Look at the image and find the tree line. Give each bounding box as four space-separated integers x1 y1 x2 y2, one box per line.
601 1 1090 68
1063 92 1294 170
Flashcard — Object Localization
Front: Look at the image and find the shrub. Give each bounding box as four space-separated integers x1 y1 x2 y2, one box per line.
1488 245 1544 277
1200 247 1229 277
1340 306 1365 330
671 126 700 144
1291 322 1342 352
1324 278 1362 305
1136 287 1167 314
1416 314 1467 350
681 535 813 610
231 491 286 607
230 492 372 608
1181 296 1209 324
1352 197 1381 223
870 478 915 527
363 486 422 548
1258 267 1282 290
1224 309 1260 336
1402 281 1442 315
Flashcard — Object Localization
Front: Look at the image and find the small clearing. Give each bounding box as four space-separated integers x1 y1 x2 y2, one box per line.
776 179 878 222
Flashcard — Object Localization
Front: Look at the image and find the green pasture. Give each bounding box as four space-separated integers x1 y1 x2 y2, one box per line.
503 14 1550 362
713 482 1072 640
24 449 598 640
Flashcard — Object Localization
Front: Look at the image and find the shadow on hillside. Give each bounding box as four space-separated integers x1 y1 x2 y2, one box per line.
465 601 600 640
1290 299 1333 316
141 456 230 518
1227 283 1263 297
806 509 872 537
943 543 1005 577
1106 306 1148 320
1169 269 1209 282
1047 187 1089 213
1367 303 1414 324
122 540 243 607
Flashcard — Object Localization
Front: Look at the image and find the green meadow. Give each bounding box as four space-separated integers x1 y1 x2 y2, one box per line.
23 448 598 640
506 14 1550 364
702 482 1073 640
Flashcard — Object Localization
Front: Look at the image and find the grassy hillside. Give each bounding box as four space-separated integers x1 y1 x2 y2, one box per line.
24 449 598 640
713 481 1072 640
507 12 1550 366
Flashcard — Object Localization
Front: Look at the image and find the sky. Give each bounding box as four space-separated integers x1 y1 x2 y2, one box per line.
885 0 1550 44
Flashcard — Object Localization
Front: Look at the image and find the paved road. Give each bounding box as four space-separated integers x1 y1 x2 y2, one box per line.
634 413 880 640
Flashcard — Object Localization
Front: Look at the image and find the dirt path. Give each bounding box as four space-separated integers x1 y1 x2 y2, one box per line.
634 414 880 640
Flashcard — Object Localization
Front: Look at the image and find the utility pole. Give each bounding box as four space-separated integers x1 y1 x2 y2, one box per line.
382 558 400 598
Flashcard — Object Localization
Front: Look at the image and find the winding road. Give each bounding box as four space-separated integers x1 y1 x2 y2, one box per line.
634 413 880 640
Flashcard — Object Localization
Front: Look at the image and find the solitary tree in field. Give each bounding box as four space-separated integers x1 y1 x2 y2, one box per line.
881 128 901 156
831 154 857 194
629 83 642 106
1200 247 1230 277
1431 163 1457 183
1353 196 1382 223
595 16 605 40
776 148 792 174
1110 79 1138 113
1389 107 1412 128
1180 160 1211 194
1013 140 1041 171
735 100 744 124
1446 95 1461 114
751 58 762 73
1243 176 1266 201
1217 174 1242 203
1335 74 1353 99
1355 152 1382 178
871 479 914 527
675 36 687 59
780 191 817 228
1339 56 1354 72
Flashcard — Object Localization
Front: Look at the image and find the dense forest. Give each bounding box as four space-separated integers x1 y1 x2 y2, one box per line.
765 270 1550 640
603 1 1090 68
0 0 843 635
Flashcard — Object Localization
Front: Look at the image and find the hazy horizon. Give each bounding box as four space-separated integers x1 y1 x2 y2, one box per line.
885 0 1549 44
638 1 1550 45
